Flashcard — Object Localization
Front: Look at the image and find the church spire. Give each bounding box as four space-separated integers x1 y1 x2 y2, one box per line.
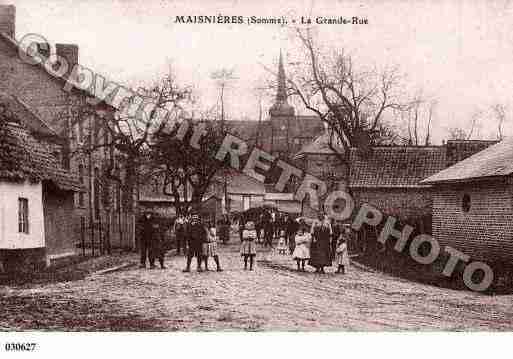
269 51 295 117
276 50 288 103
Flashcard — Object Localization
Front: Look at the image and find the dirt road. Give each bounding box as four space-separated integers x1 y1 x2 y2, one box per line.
2 243 513 331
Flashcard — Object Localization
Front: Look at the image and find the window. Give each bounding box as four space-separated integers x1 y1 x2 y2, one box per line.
462 193 471 212
94 167 101 219
77 120 84 144
78 164 85 207
18 198 29 234
242 195 251 211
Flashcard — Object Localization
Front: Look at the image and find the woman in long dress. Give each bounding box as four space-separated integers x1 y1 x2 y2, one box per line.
308 214 332 273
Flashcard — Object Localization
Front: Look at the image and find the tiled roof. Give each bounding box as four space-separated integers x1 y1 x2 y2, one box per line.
349 146 446 188
0 92 58 138
1 122 83 191
0 33 116 133
227 115 324 154
295 132 344 157
421 138 513 184
226 171 265 195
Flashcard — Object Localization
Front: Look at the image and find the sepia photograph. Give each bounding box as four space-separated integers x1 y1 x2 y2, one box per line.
1 0 513 356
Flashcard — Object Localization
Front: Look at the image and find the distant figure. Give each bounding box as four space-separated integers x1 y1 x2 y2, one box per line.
276 231 288 255
203 226 223 272
309 214 332 273
218 214 231 244
330 218 341 262
262 210 274 248
255 213 263 243
240 221 257 270
183 214 206 272
149 217 166 269
292 225 311 271
238 214 245 243
139 212 154 269
335 227 351 274
174 214 187 255
285 215 299 254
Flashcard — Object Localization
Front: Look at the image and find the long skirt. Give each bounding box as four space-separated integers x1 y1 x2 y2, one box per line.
309 239 332 267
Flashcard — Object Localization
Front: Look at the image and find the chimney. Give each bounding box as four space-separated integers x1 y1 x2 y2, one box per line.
56 43 78 78
0 5 15 38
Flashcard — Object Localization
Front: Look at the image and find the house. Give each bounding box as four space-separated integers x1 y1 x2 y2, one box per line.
0 4 135 254
263 192 301 214
294 131 348 190
0 92 83 272
349 141 497 223
349 146 446 224
421 138 513 265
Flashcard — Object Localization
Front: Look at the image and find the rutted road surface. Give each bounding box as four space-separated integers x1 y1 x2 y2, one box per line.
2 242 513 331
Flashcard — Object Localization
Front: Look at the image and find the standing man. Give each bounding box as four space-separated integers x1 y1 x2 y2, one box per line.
183 214 206 272
285 214 299 254
139 211 153 269
263 209 274 248
218 214 231 244
330 218 340 262
255 212 263 243
174 214 186 255
149 215 166 269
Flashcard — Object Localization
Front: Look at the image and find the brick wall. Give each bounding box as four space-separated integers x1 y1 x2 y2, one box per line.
351 187 433 223
0 33 136 252
431 179 513 263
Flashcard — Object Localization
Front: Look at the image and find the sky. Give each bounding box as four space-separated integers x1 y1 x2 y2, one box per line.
7 0 513 144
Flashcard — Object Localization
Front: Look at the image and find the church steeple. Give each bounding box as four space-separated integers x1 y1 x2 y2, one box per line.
269 51 295 117
276 51 287 103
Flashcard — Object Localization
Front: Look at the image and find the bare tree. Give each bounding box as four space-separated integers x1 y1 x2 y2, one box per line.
398 96 436 146
70 69 191 213
151 119 232 215
284 28 411 166
447 109 482 141
491 103 507 140
211 68 238 122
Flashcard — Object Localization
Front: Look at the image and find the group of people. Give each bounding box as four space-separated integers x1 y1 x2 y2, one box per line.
139 210 351 274
245 209 300 253
139 211 223 272
241 212 352 274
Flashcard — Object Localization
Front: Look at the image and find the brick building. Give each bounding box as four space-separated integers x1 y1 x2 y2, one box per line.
421 138 513 265
0 4 135 256
0 92 84 271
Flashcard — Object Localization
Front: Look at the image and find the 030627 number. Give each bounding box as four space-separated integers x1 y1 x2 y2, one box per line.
5 343 37 351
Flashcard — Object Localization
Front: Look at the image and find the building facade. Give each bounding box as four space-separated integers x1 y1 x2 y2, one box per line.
0 92 83 271
422 138 513 266
0 4 135 256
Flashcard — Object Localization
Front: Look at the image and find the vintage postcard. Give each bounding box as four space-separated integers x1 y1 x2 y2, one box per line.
0 0 512 356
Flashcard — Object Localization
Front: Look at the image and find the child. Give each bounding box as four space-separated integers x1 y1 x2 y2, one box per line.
203 226 223 272
240 221 257 270
276 231 288 255
335 227 350 274
292 225 310 271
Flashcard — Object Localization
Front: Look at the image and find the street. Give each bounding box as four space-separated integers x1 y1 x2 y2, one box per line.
2 242 513 331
